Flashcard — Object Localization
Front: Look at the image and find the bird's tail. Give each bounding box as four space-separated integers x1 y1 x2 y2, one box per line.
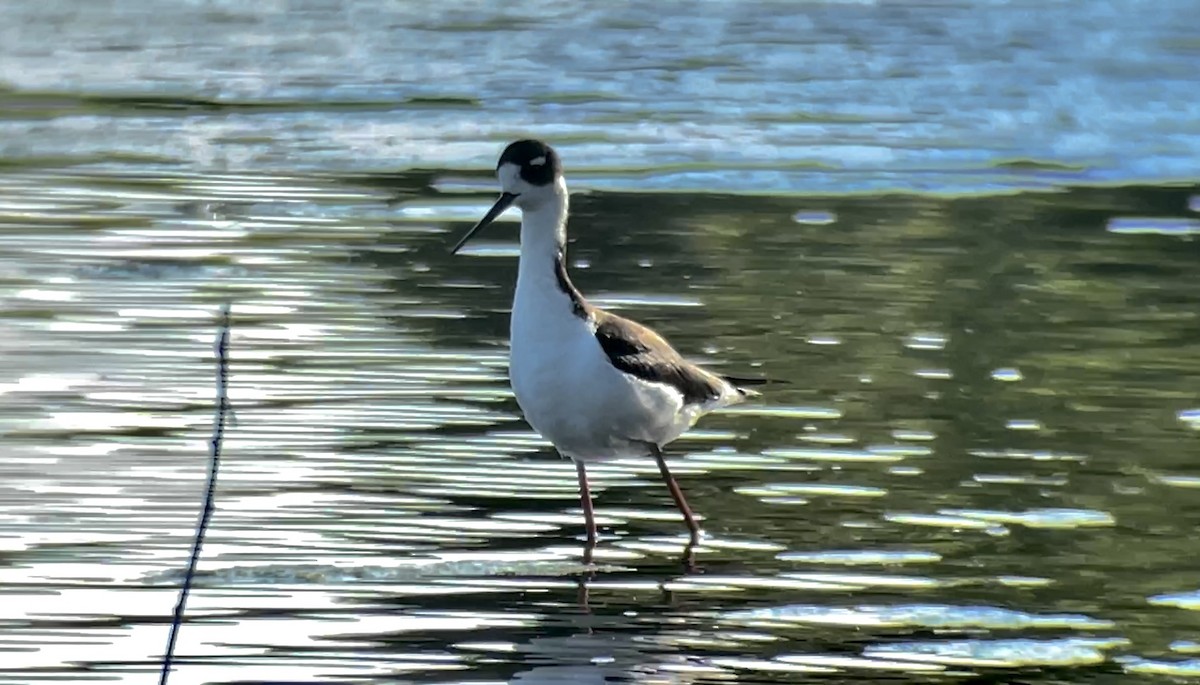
722 374 785 398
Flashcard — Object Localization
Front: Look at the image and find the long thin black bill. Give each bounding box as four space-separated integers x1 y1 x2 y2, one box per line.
450 192 518 254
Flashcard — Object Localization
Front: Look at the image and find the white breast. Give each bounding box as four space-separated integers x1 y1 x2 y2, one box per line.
508 282 690 461
504 189 715 460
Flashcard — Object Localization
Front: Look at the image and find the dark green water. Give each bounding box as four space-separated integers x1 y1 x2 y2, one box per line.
2 169 1198 683
2 1 1200 683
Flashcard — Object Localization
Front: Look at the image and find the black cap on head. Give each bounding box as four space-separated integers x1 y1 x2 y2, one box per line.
498 139 561 187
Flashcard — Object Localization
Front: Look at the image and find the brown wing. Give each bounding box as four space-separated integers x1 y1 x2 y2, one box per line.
592 310 728 405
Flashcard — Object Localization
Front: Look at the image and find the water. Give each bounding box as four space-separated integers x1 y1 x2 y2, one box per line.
1 1 1199 683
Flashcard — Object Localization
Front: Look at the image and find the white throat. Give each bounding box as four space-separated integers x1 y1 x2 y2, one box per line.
509 177 587 373
514 179 570 296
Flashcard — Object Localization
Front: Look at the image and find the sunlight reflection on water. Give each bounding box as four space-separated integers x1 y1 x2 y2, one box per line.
0 4 1199 680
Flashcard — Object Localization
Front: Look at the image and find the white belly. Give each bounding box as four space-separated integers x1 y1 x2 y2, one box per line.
509 304 692 461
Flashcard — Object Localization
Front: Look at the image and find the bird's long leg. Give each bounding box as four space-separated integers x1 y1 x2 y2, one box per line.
650 444 701 545
575 460 597 563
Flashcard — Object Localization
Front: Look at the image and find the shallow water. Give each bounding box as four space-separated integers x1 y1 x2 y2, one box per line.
2 2 1200 684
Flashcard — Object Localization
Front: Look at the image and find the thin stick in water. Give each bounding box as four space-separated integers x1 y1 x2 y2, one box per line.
159 303 232 685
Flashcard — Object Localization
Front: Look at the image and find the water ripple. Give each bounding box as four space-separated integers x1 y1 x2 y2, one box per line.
0 144 1195 682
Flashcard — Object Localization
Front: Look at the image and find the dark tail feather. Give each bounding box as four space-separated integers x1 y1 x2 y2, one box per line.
723 374 786 396
724 374 785 386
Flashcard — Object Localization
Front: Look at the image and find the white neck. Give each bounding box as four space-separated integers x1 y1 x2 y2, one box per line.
514 182 571 304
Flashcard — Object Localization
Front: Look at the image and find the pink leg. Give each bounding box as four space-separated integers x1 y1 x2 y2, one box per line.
651 445 701 545
575 460 597 562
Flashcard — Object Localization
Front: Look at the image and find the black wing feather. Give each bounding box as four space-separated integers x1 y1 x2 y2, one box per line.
592 312 727 405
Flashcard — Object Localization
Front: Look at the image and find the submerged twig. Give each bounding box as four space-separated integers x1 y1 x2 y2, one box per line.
159 303 232 685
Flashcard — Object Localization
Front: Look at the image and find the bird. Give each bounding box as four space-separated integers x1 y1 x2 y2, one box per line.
450 139 763 555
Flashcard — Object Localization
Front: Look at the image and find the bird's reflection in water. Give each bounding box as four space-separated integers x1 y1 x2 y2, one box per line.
508 633 711 685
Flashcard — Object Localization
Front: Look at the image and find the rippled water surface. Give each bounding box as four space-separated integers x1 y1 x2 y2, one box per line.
2 1 1200 683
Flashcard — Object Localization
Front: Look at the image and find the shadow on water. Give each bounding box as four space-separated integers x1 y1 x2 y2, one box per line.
0 164 1198 682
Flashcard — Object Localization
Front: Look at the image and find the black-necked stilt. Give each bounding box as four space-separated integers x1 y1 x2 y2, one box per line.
451 139 762 553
